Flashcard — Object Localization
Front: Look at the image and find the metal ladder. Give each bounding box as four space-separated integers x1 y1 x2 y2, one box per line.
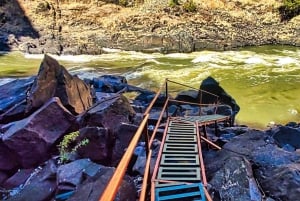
154 118 206 201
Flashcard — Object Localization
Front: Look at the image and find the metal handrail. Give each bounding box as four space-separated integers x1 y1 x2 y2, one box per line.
99 114 149 201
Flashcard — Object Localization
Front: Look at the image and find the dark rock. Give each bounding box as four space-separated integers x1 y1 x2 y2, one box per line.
112 123 138 166
78 94 135 133
175 90 198 103
26 54 93 114
255 164 300 201
57 159 102 192
0 140 19 171
2 97 76 168
67 167 136 201
0 171 9 186
3 169 34 189
92 75 127 93
76 127 113 165
199 77 240 123
133 139 161 175
5 159 57 201
0 100 27 124
95 92 116 102
272 126 300 149
209 156 262 201
0 77 34 114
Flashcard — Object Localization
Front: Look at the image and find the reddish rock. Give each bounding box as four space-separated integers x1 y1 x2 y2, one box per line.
26 54 93 114
0 140 19 170
78 94 135 133
76 127 113 165
2 97 76 168
112 123 138 166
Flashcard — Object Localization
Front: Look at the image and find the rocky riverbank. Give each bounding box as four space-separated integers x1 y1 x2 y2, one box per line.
0 55 300 201
0 0 300 55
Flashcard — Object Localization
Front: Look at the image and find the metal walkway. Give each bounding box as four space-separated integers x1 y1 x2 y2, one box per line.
152 114 227 201
99 79 231 201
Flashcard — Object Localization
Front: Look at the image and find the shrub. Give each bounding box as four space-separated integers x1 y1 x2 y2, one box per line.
279 0 300 21
119 0 128 6
183 0 197 12
58 131 89 164
169 0 179 7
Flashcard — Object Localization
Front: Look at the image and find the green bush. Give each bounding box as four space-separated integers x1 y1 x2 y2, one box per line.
169 0 179 7
183 0 196 12
279 0 300 21
58 131 89 164
119 0 128 6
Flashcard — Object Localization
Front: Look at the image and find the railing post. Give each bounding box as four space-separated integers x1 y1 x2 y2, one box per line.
165 79 169 118
143 119 149 157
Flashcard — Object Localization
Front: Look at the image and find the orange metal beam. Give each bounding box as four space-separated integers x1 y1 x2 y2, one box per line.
148 97 170 148
99 114 149 201
200 136 222 150
203 187 213 201
139 150 152 201
150 118 171 201
196 122 207 186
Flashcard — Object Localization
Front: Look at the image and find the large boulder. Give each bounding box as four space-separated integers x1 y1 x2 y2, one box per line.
255 163 300 201
112 123 138 166
78 94 135 133
2 97 76 168
57 159 102 192
75 127 113 165
92 75 127 93
175 89 199 103
271 126 300 149
0 77 34 115
67 167 136 201
26 54 93 114
5 159 57 201
0 140 19 171
199 77 240 122
2 168 34 189
209 156 262 201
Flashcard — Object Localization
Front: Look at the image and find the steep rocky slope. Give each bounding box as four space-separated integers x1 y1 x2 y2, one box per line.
0 0 299 54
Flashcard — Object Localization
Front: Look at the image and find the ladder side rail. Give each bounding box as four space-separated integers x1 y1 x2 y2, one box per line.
99 114 149 201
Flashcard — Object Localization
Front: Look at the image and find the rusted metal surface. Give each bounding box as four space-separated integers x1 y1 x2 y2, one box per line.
139 149 152 201
99 114 149 201
196 122 207 186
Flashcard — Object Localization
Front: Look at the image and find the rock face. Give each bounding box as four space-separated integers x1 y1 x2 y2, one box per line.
57 159 102 192
5 160 57 201
26 54 93 114
210 156 262 201
271 126 300 149
0 77 34 118
1 1 300 54
67 167 136 201
76 127 113 165
2 97 76 168
78 94 135 132
112 123 138 166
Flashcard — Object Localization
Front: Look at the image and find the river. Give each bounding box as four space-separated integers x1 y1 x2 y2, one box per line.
0 45 299 129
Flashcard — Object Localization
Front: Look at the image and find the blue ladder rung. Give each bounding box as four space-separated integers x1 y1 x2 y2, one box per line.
155 183 206 201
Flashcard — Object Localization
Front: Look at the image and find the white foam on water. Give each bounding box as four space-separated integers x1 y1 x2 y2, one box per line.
245 56 267 64
165 53 192 59
24 53 97 63
192 53 215 63
102 48 122 53
276 57 298 66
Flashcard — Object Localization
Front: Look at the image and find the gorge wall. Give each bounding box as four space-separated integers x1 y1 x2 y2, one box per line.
0 0 299 55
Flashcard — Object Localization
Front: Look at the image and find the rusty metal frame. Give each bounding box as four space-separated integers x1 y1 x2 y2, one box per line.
98 79 229 201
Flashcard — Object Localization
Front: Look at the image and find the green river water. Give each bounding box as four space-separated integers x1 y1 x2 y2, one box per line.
0 45 299 129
